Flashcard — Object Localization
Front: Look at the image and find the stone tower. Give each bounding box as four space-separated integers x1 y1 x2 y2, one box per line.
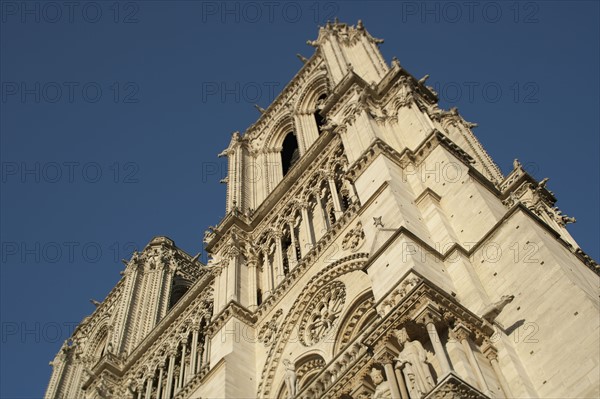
45 21 599 399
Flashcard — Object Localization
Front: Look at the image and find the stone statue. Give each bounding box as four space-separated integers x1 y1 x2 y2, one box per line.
283 359 298 398
95 375 112 399
369 367 391 398
126 378 136 397
481 295 515 323
394 328 435 399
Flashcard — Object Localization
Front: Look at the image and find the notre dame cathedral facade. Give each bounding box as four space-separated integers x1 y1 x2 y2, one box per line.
45 21 599 399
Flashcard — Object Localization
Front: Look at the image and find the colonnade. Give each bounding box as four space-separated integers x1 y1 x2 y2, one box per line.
132 322 209 399
251 173 357 306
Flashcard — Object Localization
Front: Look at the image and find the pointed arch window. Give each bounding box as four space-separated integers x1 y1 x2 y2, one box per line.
281 132 299 176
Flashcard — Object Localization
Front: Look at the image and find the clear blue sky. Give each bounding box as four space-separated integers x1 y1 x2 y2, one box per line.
1 1 598 398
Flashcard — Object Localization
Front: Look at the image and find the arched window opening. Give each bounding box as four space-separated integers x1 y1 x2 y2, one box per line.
169 275 192 309
281 234 292 276
335 178 349 212
281 133 300 176
93 330 108 359
314 94 327 134
341 193 351 211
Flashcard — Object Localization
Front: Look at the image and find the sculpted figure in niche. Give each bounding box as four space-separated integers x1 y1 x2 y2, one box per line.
283 359 298 398
369 367 391 398
394 328 435 399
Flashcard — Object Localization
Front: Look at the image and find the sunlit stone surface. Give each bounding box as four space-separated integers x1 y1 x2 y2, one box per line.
45 21 599 399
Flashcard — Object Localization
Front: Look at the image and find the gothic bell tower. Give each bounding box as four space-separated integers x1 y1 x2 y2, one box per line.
202 20 599 399
45 21 599 399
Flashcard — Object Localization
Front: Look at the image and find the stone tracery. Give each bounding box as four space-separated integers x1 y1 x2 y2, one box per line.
300 281 347 346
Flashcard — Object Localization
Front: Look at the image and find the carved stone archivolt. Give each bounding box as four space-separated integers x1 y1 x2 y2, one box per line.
342 221 365 252
257 254 368 398
258 309 283 346
299 281 346 346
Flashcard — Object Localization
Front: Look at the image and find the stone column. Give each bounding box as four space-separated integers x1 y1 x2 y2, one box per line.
165 352 176 399
202 337 210 368
144 375 153 399
379 353 402 399
216 262 227 312
288 219 299 270
189 329 199 380
226 247 240 302
178 343 187 389
482 341 513 398
247 258 258 310
313 192 328 239
300 202 315 253
274 233 285 283
393 366 410 399
262 249 273 299
417 307 452 375
454 324 490 394
327 174 343 217
156 364 164 399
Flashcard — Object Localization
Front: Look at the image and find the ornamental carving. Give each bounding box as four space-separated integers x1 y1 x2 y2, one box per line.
299 281 346 346
258 309 283 346
342 221 365 252
380 275 421 316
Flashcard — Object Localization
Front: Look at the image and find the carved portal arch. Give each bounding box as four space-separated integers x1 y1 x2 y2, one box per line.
333 289 377 355
256 253 369 398
275 352 327 399
295 352 327 387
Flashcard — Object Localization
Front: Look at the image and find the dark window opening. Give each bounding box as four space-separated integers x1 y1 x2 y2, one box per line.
257 288 263 306
282 236 292 275
341 194 351 211
169 275 192 309
281 132 299 176
328 207 336 225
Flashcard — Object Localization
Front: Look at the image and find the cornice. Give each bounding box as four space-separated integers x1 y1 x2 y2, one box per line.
206 300 257 338
345 130 474 185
